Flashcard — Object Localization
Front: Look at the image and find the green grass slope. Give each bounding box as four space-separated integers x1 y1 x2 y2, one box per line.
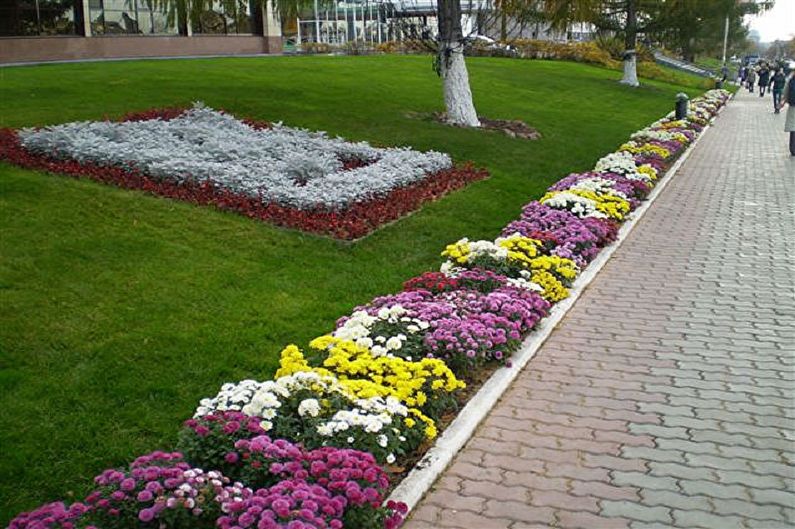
0 55 703 523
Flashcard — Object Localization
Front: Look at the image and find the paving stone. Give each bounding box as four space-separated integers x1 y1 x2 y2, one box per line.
601 501 671 524
750 488 795 507
482 501 555 524
684 453 754 471
713 469 787 489
672 509 747 529
621 446 685 463
556 511 630 529
710 498 784 521
611 472 679 492
647 462 718 481
679 480 751 500
639 490 711 512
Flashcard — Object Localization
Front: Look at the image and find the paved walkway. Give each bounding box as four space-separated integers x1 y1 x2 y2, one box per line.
405 89 795 529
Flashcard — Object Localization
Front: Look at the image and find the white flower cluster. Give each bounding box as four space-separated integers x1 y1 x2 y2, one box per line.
195 371 410 439
316 396 408 464
541 191 607 218
297 398 321 418
19 103 452 211
333 307 429 358
630 128 686 143
566 177 628 200
459 238 511 262
593 151 655 183
506 270 544 292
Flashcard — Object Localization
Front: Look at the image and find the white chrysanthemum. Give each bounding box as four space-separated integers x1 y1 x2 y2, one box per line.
541 191 606 219
298 398 321 418
566 177 628 200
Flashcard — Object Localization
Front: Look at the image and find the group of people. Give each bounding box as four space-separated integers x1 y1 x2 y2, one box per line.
739 61 795 155
739 62 789 110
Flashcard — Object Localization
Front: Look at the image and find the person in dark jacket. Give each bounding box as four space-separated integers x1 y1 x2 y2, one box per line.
770 68 787 113
758 64 770 97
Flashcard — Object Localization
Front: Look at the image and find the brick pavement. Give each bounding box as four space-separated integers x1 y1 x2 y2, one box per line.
404 89 795 528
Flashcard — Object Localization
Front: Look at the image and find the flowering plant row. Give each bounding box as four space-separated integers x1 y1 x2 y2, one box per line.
9 89 730 529
0 105 488 240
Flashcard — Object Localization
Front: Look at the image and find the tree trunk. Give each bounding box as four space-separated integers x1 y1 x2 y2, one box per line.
620 0 639 87
437 0 480 127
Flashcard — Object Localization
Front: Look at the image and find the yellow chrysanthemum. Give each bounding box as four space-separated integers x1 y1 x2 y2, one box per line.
531 270 569 302
276 337 466 441
566 189 631 221
441 239 471 264
498 235 544 267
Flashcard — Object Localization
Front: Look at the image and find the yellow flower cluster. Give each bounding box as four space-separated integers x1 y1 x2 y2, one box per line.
659 119 687 130
498 235 544 267
527 255 578 283
619 142 672 159
276 336 466 440
441 239 470 265
568 189 631 221
530 270 569 302
637 165 658 181
669 132 689 144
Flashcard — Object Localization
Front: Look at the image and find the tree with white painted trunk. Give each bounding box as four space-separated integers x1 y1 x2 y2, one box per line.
542 0 662 87
436 0 481 127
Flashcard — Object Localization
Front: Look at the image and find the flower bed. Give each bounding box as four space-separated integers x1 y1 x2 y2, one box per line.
8 89 731 529
0 104 488 240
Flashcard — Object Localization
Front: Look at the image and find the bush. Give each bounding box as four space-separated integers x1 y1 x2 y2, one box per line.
507 39 619 68
301 42 333 54
375 40 429 54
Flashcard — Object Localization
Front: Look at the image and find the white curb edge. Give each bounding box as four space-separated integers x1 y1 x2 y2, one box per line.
388 97 731 514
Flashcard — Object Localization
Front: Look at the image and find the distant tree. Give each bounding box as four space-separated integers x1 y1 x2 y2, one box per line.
542 0 667 86
653 0 771 63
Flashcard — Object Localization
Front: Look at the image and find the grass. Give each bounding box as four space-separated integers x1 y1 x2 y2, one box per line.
0 54 705 523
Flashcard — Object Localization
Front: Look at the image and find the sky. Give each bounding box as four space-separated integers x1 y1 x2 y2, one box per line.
746 0 795 42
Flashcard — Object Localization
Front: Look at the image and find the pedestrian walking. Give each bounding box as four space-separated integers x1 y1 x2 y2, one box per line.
770 68 787 114
747 68 757 93
784 72 795 156
758 64 770 97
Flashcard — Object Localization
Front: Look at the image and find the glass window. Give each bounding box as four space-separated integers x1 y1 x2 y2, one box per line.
0 0 78 36
191 0 251 34
89 0 177 35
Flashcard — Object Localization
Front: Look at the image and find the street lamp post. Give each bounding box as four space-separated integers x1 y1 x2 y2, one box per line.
314 0 321 43
721 14 729 65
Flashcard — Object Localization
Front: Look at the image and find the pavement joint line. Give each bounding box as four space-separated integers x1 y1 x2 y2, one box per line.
387 95 732 513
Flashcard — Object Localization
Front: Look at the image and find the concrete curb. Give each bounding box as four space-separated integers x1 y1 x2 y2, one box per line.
387 102 729 513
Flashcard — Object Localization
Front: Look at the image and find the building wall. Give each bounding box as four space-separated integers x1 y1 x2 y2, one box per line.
0 35 281 64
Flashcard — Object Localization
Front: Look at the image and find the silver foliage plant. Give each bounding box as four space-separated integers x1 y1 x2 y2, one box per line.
19 103 453 211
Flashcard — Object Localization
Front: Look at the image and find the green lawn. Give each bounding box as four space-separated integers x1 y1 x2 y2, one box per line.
0 55 704 523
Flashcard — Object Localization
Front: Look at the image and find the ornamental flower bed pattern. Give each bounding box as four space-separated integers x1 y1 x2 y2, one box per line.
0 104 488 240
8 89 731 529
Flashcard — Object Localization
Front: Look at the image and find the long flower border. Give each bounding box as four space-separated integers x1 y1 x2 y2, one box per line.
0 109 488 240
6 90 731 529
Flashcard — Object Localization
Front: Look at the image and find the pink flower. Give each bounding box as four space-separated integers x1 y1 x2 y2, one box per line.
138 508 155 522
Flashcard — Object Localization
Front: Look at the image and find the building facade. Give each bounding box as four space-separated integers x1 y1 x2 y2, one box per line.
0 0 282 63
